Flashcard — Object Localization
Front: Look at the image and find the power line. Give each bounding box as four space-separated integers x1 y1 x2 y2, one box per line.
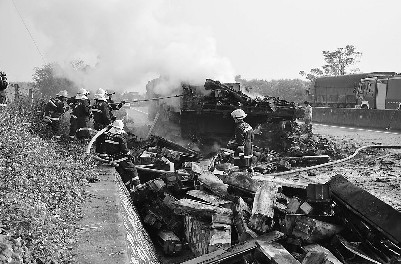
11 0 47 65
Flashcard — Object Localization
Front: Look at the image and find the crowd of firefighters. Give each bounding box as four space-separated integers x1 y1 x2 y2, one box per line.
42 87 313 195
43 88 140 191
42 87 260 193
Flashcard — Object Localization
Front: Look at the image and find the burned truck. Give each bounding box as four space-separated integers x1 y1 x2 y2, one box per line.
146 78 302 148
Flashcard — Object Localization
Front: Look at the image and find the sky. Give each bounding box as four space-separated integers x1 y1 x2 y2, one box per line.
1 0 401 93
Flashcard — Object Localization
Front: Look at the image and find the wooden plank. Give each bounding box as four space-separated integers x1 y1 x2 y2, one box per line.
156 230 182 255
208 225 231 253
301 251 327 264
173 199 232 218
184 215 211 257
329 174 401 244
255 241 301 264
292 216 343 243
303 244 342 264
234 198 258 242
181 231 284 264
198 171 231 199
249 182 279 233
187 190 232 208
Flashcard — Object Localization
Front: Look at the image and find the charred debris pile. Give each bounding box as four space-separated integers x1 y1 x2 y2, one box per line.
125 133 401 264
146 78 304 145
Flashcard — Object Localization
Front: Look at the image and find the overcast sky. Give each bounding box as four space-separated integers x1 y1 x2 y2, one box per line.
1 0 400 92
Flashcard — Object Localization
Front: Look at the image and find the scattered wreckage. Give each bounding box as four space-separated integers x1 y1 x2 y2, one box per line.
89 77 400 263
146 78 304 147
90 132 401 264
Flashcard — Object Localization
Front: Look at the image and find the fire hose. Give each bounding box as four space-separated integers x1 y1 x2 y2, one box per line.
85 126 114 164
254 145 401 178
121 94 184 105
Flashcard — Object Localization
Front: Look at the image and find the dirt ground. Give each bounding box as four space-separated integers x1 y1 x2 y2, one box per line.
307 123 401 211
73 166 129 264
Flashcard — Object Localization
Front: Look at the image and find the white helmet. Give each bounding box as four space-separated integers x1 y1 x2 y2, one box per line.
56 90 68 98
77 87 89 95
94 92 107 101
94 94 108 101
231 109 247 120
112 120 124 130
96 88 106 95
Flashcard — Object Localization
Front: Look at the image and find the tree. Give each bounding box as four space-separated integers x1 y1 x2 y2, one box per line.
32 63 77 98
300 45 362 81
322 45 362 75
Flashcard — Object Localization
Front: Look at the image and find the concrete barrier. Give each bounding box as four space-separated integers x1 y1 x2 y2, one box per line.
116 173 160 264
312 107 401 130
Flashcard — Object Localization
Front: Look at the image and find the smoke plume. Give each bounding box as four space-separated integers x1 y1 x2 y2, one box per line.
24 0 235 94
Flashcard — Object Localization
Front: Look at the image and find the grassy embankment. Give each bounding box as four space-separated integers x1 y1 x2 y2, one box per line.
0 100 98 263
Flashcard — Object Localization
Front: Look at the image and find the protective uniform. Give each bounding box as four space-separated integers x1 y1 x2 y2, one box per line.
69 88 91 139
304 101 312 133
105 90 125 121
92 90 112 130
43 90 68 138
92 89 112 154
103 120 140 194
229 109 254 169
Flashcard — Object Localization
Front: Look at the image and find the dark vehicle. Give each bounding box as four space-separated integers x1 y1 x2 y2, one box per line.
146 78 300 145
310 72 400 109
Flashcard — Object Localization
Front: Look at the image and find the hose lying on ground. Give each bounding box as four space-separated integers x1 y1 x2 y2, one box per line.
255 145 401 178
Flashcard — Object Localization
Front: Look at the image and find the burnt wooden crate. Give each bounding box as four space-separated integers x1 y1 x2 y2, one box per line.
184 215 231 256
157 230 183 255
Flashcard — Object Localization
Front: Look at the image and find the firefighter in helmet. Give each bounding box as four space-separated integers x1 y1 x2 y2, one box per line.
103 120 141 194
92 88 112 155
228 109 254 170
69 88 91 139
43 90 69 139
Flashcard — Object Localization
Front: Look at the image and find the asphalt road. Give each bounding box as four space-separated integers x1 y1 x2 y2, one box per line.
313 122 401 146
309 122 401 211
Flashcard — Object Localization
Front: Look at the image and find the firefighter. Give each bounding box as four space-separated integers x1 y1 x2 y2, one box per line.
103 120 141 193
92 88 112 155
43 90 68 139
228 109 254 170
304 101 312 133
0 71 8 104
69 88 91 139
105 90 126 121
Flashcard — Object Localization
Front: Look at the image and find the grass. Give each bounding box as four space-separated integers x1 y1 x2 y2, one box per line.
0 99 98 263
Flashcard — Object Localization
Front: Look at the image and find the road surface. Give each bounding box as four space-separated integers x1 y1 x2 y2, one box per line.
309 122 401 211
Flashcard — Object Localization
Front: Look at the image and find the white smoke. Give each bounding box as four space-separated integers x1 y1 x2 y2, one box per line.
24 0 235 94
